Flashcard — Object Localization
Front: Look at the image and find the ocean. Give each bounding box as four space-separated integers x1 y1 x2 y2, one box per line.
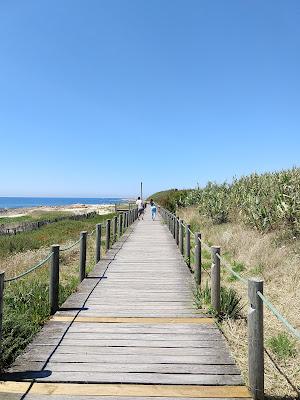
0 197 126 210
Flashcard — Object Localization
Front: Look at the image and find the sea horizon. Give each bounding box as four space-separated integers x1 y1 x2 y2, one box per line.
0 197 128 210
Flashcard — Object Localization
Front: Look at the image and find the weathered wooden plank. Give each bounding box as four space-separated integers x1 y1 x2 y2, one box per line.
20 372 244 385
9 362 239 375
24 353 235 365
18 383 252 398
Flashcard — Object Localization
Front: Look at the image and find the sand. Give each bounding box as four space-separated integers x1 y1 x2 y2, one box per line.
0 203 115 218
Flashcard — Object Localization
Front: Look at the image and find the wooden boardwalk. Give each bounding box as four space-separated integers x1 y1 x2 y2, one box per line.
0 210 251 399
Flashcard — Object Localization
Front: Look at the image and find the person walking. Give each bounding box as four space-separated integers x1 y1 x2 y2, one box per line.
136 196 144 220
150 199 157 220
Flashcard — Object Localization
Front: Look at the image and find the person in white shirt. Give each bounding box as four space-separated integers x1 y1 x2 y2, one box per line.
136 197 144 220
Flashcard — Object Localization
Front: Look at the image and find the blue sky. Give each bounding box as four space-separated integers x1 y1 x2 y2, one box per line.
0 1 299 197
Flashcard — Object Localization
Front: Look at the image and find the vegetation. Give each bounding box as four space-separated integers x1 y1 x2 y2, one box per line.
178 203 300 397
0 213 115 260
184 167 300 237
194 283 244 320
267 333 297 360
148 189 191 213
0 210 72 225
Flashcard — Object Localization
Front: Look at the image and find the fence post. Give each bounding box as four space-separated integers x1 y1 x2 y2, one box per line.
179 220 184 255
50 244 60 314
79 231 87 282
194 232 201 285
248 278 264 400
106 220 111 251
113 216 118 242
0 271 4 343
119 213 123 236
211 246 221 314
172 217 176 239
175 218 179 245
186 224 191 267
95 223 101 263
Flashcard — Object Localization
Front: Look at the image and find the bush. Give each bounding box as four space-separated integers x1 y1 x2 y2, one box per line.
194 283 244 320
185 167 300 236
148 189 191 213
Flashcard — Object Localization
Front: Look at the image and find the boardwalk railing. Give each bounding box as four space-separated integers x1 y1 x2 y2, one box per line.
0 207 138 348
159 206 300 400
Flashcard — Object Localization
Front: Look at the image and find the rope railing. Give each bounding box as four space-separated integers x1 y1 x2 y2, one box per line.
0 206 139 354
257 291 300 341
215 252 248 285
60 237 82 252
158 204 300 399
4 252 53 283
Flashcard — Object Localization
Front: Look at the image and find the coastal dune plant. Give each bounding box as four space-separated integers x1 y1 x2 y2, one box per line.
184 167 300 236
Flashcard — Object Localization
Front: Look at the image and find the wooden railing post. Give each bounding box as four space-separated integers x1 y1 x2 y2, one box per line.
194 232 201 285
122 213 126 230
173 216 176 239
106 220 111 251
119 213 123 237
95 223 101 263
175 218 179 245
0 271 4 343
79 231 87 282
211 246 221 314
179 220 184 255
186 224 191 267
50 244 60 314
113 216 118 242
248 278 264 400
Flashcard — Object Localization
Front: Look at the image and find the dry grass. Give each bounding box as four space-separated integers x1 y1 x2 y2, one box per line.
179 206 300 399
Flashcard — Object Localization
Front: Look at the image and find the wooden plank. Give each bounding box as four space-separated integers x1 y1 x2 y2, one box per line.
50 316 214 324
9 362 239 375
25 383 251 397
20 372 244 385
25 353 235 365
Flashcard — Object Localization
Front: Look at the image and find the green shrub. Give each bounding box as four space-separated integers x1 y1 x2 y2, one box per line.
267 333 297 359
185 167 300 236
148 189 191 213
194 283 243 320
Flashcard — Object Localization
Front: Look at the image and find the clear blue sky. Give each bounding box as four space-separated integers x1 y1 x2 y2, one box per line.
1 1 299 198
